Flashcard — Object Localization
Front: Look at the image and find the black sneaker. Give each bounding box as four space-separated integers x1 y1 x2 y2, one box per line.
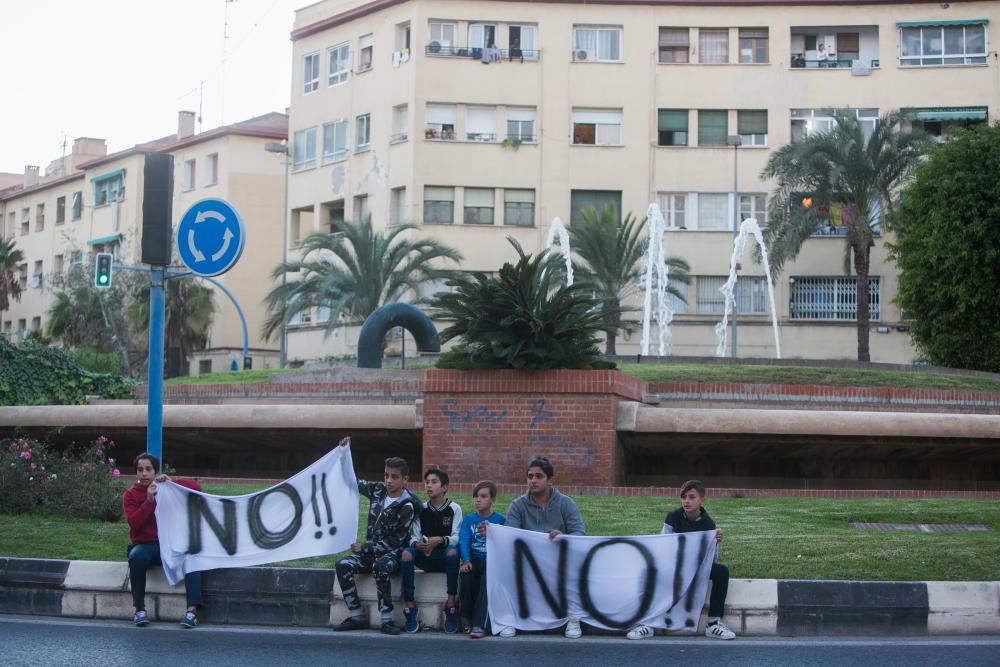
381 620 402 635
333 616 368 631
180 610 198 629
132 610 150 627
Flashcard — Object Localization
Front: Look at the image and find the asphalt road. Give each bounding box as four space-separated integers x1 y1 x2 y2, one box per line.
2 615 998 667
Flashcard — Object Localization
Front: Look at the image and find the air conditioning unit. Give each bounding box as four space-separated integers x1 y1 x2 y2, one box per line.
427 40 442 53
574 49 591 61
851 60 872 76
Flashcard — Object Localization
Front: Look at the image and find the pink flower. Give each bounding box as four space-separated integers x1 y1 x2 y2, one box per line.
108 458 115 465
112 469 121 478
19 451 31 460
30 463 37 471
96 449 104 456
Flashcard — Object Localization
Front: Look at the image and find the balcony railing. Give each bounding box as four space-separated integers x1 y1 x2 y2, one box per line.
390 131 408 144
424 43 539 62
791 56 880 68
466 133 496 142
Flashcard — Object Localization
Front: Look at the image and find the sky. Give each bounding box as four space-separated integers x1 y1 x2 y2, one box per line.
0 0 308 175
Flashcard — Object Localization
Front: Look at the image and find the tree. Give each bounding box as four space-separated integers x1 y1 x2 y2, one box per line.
430 239 609 370
262 216 462 340
0 238 25 325
127 276 216 375
568 204 690 355
761 110 928 361
889 123 1000 372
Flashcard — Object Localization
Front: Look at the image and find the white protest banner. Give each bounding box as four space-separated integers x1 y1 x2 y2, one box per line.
487 524 716 633
154 446 358 585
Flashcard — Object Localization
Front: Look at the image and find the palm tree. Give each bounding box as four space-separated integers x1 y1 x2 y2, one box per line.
568 204 690 355
0 238 25 328
128 277 216 375
262 216 463 340
760 110 928 362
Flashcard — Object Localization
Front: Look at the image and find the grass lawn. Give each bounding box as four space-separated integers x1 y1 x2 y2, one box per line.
166 363 1000 392
2 487 997 581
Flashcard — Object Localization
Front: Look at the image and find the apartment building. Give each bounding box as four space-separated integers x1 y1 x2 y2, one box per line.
0 112 288 374
281 0 997 363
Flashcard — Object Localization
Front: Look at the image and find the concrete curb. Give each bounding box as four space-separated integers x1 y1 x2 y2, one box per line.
1 558 997 635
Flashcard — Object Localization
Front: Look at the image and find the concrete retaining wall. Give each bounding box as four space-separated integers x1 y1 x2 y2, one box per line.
2 558 996 636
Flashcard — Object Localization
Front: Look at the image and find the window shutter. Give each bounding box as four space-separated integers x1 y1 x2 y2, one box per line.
738 110 767 135
659 109 688 131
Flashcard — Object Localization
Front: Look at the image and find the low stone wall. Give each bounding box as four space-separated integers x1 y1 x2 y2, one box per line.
2 558 997 636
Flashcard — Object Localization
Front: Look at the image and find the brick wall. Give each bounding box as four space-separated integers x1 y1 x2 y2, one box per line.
421 369 644 486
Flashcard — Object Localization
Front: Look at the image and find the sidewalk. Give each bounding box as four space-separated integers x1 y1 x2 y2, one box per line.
1 557 996 636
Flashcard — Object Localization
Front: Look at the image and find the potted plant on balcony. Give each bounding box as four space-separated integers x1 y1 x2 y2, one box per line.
502 136 522 151
425 127 438 139
441 129 455 140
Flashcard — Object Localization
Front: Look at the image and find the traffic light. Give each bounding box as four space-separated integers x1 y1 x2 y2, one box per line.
95 253 113 288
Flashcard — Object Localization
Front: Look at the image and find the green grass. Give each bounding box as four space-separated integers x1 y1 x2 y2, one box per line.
2 488 997 581
162 363 1000 392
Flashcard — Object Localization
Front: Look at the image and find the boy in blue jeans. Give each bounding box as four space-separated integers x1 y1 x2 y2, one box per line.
401 467 462 633
459 480 505 639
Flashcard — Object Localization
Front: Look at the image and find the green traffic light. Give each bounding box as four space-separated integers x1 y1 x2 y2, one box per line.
98 275 109 284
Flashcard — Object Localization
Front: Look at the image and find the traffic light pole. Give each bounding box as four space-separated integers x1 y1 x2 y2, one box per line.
147 266 166 463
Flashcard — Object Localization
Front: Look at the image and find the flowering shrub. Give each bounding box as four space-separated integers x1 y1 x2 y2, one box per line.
0 436 126 521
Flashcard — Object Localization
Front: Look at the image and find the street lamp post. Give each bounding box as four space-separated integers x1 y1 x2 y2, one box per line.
727 135 742 358
265 141 291 368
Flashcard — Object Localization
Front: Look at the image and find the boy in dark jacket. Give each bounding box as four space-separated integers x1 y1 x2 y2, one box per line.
333 437 419 635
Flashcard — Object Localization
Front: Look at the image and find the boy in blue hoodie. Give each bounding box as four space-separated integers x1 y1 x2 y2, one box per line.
459 480 505 638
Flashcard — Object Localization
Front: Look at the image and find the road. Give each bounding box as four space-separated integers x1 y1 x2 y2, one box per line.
2 615 998 666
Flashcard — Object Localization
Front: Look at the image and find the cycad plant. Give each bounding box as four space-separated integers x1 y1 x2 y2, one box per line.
430 239 611 370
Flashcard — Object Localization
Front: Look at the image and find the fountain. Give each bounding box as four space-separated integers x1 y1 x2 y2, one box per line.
544 217 574 286
640 202 675 356
713 217 782 358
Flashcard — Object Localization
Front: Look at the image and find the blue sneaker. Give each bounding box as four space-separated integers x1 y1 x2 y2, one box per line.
403 607 420 633
444 607 458 634
132 610 149 627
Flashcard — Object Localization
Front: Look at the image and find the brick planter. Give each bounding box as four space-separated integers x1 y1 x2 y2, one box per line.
421 369 644 486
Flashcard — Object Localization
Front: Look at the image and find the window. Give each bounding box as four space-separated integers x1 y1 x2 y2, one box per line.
54 254 64 274
739 194 766 223
302 52 319 93
904 107 987 139
358 35 373 72
293 128 317 170
56 196 66 224
35 203 44 232
324 200 345 233
504 189 535 226
791 108 878 142
739 28 769 63
573 26 622 62
699 29 729 64
182 159 196 191
572 108 622 146
698 110 728 146
327 42 350 85
392 105 408 142
5 212 13 238
658 109 689 146
659 28 690 63
900 22 987 66
396 22 411 51
506 107 536 142
199 360 213 374
354 194 369 223
390 187 407 226
570 190 621 225
18 263 27 289
71 191 82 220
93 172 124 206
425 104 456 139
355 114 371 151
19 209 29 235
790 276 880 320
466 106 496 142
737 110 768 146
204 153 218 187
427 21 457 52
696 276 768 314
323 119 349 163
464 188 494 224
508 25 538 61
657 193 687 228
424 186 455 224
469 23 498 51
698 193 729 231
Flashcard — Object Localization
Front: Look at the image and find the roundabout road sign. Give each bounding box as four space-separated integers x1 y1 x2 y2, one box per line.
177 198 246 276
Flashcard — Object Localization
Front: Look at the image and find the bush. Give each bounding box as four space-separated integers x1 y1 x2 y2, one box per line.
0 337 135 405
69 347 123 375
0 436 125 521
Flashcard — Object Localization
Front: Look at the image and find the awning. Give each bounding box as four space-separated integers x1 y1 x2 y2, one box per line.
913 108 987 121
87 233 121 246
90 168 125 183
896 19 988 27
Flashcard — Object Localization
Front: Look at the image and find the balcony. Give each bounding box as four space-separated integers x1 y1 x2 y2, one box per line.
424 43 539 62
790 26 879 70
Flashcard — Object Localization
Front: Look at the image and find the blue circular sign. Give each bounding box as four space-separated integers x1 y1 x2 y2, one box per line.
177 198 246 277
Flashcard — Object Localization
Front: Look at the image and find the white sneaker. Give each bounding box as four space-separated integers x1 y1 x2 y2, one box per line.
705 621 736 640
564 618 582 639
498 626 516 638
626 624 653 640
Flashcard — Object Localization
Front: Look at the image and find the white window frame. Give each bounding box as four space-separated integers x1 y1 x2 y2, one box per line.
463 188 495 225
737 109 768 147
323 119 349 163
698 28 730 64
739 193 767 224
697 193 730 231
182 159 196 191
204 153 218 187
302 52 320 94
425 103 457 140
424 186 455 224
503 189 535 227
572 108 623 146
392 105 409 142
358 35 374 72
428 21 457 52
356 114 371 152
899 23 988 67
466 106 497 142
327 42 350 85
506 107 536 142
791 108 879 142
573 26 622 62
293 128 317 171
657 192 688 229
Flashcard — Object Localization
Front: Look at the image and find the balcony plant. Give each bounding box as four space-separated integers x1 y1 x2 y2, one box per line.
502 137 522 151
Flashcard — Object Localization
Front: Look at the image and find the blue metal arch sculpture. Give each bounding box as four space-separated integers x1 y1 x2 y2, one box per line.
357 302 441 368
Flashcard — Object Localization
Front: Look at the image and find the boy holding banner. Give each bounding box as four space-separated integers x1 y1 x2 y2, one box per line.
123 453 203 629
333 437 419 635
627 479 736 641
459 480 505 638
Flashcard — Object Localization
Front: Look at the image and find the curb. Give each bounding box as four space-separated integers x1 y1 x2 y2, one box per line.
2 558 997 635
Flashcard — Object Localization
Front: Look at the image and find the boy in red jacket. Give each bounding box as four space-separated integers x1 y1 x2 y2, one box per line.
123 452 203 628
